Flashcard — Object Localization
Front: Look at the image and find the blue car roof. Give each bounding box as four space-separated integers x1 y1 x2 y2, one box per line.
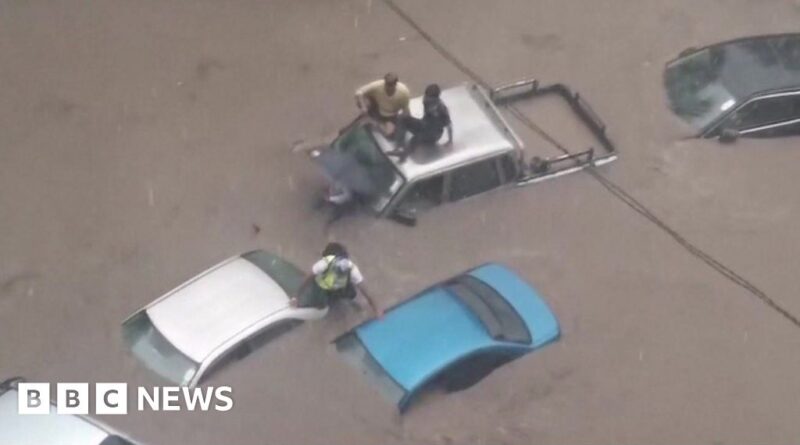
354 263 560 394
469 263 560 348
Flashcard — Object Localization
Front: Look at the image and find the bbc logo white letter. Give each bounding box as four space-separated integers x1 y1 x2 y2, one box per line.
57 383 89 414
17 383 50 415
95 383 127 415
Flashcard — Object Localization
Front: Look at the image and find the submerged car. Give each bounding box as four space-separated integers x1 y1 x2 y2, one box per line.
0 377 139 445
122 250 325 388
336 263 560 412
310 79 617 224
665 33 800 140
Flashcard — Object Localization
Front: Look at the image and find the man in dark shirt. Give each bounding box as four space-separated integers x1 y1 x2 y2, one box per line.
389 83 453 161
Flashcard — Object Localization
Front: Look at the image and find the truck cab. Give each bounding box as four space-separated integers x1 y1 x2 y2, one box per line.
311 80 617 224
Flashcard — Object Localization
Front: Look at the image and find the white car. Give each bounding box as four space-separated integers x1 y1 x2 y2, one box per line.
0 377 140 445
122 250 326 388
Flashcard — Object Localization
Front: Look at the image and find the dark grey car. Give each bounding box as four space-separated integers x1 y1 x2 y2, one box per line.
665 33 800 140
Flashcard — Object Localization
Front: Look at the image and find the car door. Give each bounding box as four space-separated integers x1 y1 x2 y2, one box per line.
718 92 800 137
446 157 503 202
198 319 301 385
394 174 446 213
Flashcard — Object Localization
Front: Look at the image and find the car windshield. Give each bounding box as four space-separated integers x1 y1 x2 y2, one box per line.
665 48 738 131
123 311 199 385
242 250 304 296
335 332 406 406
326 125 404 212
445 275 531 344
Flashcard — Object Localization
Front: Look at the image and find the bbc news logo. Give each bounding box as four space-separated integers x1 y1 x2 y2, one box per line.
17 383 233 415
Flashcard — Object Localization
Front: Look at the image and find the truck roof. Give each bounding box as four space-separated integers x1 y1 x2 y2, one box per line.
373 83 522 180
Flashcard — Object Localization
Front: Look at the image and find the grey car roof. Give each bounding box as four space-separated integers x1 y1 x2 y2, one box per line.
143 256 292 363
672 34 800 100
0 389 111 445
373 83 521 180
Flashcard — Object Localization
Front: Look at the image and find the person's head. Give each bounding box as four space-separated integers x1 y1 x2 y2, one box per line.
322 242 348 258
424 83 441 99
423 83 442 108
383 72 399 96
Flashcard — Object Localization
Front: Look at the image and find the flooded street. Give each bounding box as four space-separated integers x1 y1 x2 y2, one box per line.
2 0 800 443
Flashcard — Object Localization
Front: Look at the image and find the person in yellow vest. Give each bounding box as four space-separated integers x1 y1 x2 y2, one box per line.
291 242 382 317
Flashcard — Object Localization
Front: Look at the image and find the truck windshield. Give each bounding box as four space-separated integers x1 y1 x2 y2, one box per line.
123 312 199 386
328 125 404 213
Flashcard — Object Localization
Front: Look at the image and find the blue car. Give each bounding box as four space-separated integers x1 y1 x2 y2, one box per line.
336 263 560 412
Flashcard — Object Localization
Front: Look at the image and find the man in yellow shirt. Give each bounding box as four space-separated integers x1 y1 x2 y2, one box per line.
355 73 411 127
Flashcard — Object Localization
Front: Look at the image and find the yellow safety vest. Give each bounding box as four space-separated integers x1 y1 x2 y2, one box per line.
314 255 349 290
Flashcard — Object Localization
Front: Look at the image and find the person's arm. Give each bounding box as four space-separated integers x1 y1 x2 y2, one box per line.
443 105 453 145
401 97 411 117
349 263 382 318
356 283 383 318
354 85 368 110
294 258 327 307
355 80 380 112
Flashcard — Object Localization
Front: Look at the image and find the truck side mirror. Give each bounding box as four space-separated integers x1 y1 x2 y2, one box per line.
391 207 417 226
529 156 550 174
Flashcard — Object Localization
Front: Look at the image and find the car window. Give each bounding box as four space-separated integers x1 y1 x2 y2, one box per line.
122 312 199 386
433 350 516 392
242 250 305 296
664 47 738 131
747 121 800 137
447 280 503 338
727 94 800 130
399 175 444 211
445 275 531 344
325 125 404 213
200 319 301 384
448 158 501 201
100 436 136 445
201 343 250 385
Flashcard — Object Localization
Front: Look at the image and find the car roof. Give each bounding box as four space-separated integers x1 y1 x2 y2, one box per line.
144 256 292 363
675 34 800 99
353 263 558 393
372 83 520 181
355 283 497 392
468 263 560 348
0 389 110 445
